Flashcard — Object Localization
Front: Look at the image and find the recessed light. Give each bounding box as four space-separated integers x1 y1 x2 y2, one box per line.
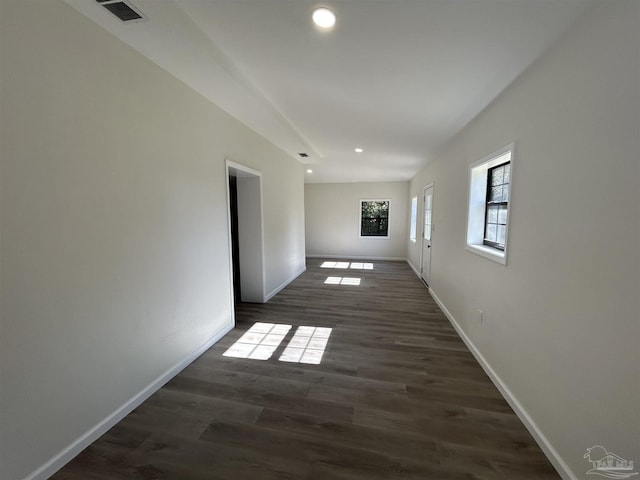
355 148 363 153
312 7 336 29
306 169 313 174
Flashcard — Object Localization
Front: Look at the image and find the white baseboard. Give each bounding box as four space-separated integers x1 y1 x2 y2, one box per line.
26 321 234 480
264 266 306 302
428 288 575 480
406 259 421 278
306 254 406 261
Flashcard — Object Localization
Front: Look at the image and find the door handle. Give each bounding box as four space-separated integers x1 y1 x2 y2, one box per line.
427 245 431 248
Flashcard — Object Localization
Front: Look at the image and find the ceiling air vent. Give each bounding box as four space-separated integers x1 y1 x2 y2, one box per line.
97 0 144 22
298 153 309 158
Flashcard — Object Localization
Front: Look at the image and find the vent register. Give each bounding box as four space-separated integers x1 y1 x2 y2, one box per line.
96 0 144 22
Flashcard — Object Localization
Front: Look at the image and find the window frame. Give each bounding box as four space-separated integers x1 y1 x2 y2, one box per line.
483 161 510 251
359 199 391 238
465 143 514 265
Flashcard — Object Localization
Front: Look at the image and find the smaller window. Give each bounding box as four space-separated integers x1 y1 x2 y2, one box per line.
360 200 389 237
484 162 510 250
409 196 418 242
466 144 514 265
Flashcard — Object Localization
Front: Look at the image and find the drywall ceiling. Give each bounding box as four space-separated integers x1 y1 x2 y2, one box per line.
65 0 594 183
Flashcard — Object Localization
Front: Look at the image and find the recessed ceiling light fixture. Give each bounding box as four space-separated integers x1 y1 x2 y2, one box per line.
312 7 336 30
306 169 313 174
355 148 363 153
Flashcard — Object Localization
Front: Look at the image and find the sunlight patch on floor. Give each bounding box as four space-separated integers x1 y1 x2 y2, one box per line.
279 326 332 365
222 322 291 360
321 261 350 269
349 262 374 270
321 261 373 270
324 276 361 286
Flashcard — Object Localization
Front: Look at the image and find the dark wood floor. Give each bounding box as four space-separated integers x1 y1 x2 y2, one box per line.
52 258 559 479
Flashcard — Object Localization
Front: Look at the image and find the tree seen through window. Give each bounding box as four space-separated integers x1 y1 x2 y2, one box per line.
360 200 389 237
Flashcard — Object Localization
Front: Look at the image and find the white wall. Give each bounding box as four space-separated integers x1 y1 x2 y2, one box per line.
0 1 305 479
408 2 639 478
305 182 409 260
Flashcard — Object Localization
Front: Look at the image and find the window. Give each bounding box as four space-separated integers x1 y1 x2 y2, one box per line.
360 200 389 237
409 196 418 242
484 162 510 250
466 144 513 265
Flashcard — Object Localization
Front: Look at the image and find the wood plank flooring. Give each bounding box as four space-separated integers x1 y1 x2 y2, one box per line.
52 258 559 479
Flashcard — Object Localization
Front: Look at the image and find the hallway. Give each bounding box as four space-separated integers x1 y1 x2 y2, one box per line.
52 259 557 479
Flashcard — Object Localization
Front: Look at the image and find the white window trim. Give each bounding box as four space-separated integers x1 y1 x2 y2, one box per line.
465 143 514 265
409 196 418 243
359 199 391 239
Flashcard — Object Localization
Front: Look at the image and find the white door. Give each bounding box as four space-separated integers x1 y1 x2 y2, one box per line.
421 185 434 285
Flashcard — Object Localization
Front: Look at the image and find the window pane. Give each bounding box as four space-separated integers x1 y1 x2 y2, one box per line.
498 206 508 224
490 186 503 202
487 205 498 223
491 167 504 186
485 224 497 242
497 225 507 245
423 193 432 240
361 200 389 236
409 197 417 240
477 157 511 253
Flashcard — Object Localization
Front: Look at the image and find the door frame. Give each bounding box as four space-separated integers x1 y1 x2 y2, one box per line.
420 182 434 285
225 159 266 313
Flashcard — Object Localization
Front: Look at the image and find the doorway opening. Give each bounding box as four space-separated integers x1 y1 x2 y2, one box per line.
226 161 265 312
228 176 242 302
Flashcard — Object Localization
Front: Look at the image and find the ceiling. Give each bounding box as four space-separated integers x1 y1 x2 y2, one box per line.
65 0 594 183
